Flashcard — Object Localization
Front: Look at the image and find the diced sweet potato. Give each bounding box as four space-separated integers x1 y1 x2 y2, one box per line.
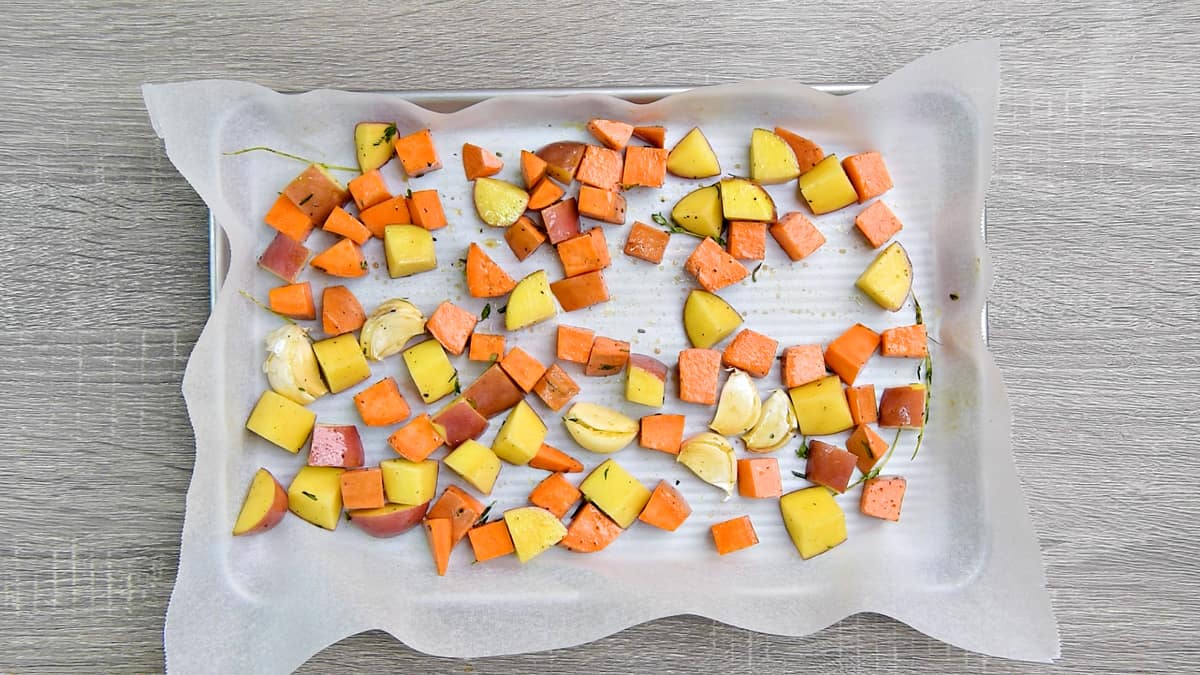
770 211 825 261
556 325 595 364
860 476 906 521
677 348 721 405
880 324 928 358
584 336 630 377
550 270 609 312
726 221 767 260
854 200 903 248
623 221 670 264
842 151 893 203
684 237 747 292
782 344 826 388
532 364 580 412
721 329 778 378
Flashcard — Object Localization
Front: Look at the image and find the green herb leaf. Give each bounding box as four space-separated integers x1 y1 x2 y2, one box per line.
301 490 318 501
473 501 496 527
603 467 610 479
795 437 808 459
222 146 357 172
751 262 764 282
480 303 491 320
791 470 806 479
498 305 507 314
913 292 924 326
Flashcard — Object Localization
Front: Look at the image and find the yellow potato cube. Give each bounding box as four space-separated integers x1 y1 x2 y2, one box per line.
670 185 722 240
780 486 847 559
443 439 501 494
384 224 436 278
379 458 439 505
682 289 742 349
503 506 567 563
491 400 546 465
749 128 799 184
245 390 316 453
311 333 370 394
579 459 652 528
788 375 853 436
505 270 557 331
625 356 666 408
855 242 913 312
402 339 458 404
666 127 720 179
287 465 345 530
718 178 776 222
798 154 858 215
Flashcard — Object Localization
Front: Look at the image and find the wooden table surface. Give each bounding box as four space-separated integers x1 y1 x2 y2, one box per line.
3 2 1198 672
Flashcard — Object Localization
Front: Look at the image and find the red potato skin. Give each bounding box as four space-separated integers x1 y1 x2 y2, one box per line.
878 386 926 429
432 399 489 448
237 475 288 536
541 198 581 244
536 141 586 183
461 364 524 418
805 440 857 493
347 502 429 538
629 354 668 382
257 232 310 283
307 424 365 468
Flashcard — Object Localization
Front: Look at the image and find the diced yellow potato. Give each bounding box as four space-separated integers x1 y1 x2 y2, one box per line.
380 458 439 505
625 356 666 408
287 465 345 530
670 185 723 240
749 128 799 184
855 241 913 311
402 339 458 404
311 333 371 394
719 177 776 222
780 486 847 559
245 390 316 453
443 439 501 494
682 289 743 348
788 375 853 436
491 400 546 465
384 224 436 278
798 154 858 214
474 177 530 228
505 270 557 331
579 459 651 528
503 506 567 563
666 127 720 178
354 121 396 172
563 402 638 453
232 468 288 535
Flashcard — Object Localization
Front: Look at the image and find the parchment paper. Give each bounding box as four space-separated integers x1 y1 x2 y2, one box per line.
144 40 1057 673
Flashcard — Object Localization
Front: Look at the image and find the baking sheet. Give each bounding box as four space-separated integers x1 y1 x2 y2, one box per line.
145 39 1055 674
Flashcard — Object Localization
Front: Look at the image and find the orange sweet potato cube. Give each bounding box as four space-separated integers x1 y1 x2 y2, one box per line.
782 345 826 388
842 151 893 203
721 329 778 378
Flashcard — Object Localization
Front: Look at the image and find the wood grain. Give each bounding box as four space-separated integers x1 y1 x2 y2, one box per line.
2 0 1199 672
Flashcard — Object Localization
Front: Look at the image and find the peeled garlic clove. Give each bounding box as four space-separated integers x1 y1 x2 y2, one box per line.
677 432 737 497
563 402 638 454
709 369 761 436
359 299 426 360
742 389 798 453
263 324 328 405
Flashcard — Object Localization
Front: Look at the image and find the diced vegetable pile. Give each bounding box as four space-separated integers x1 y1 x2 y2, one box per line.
233 115 931 574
